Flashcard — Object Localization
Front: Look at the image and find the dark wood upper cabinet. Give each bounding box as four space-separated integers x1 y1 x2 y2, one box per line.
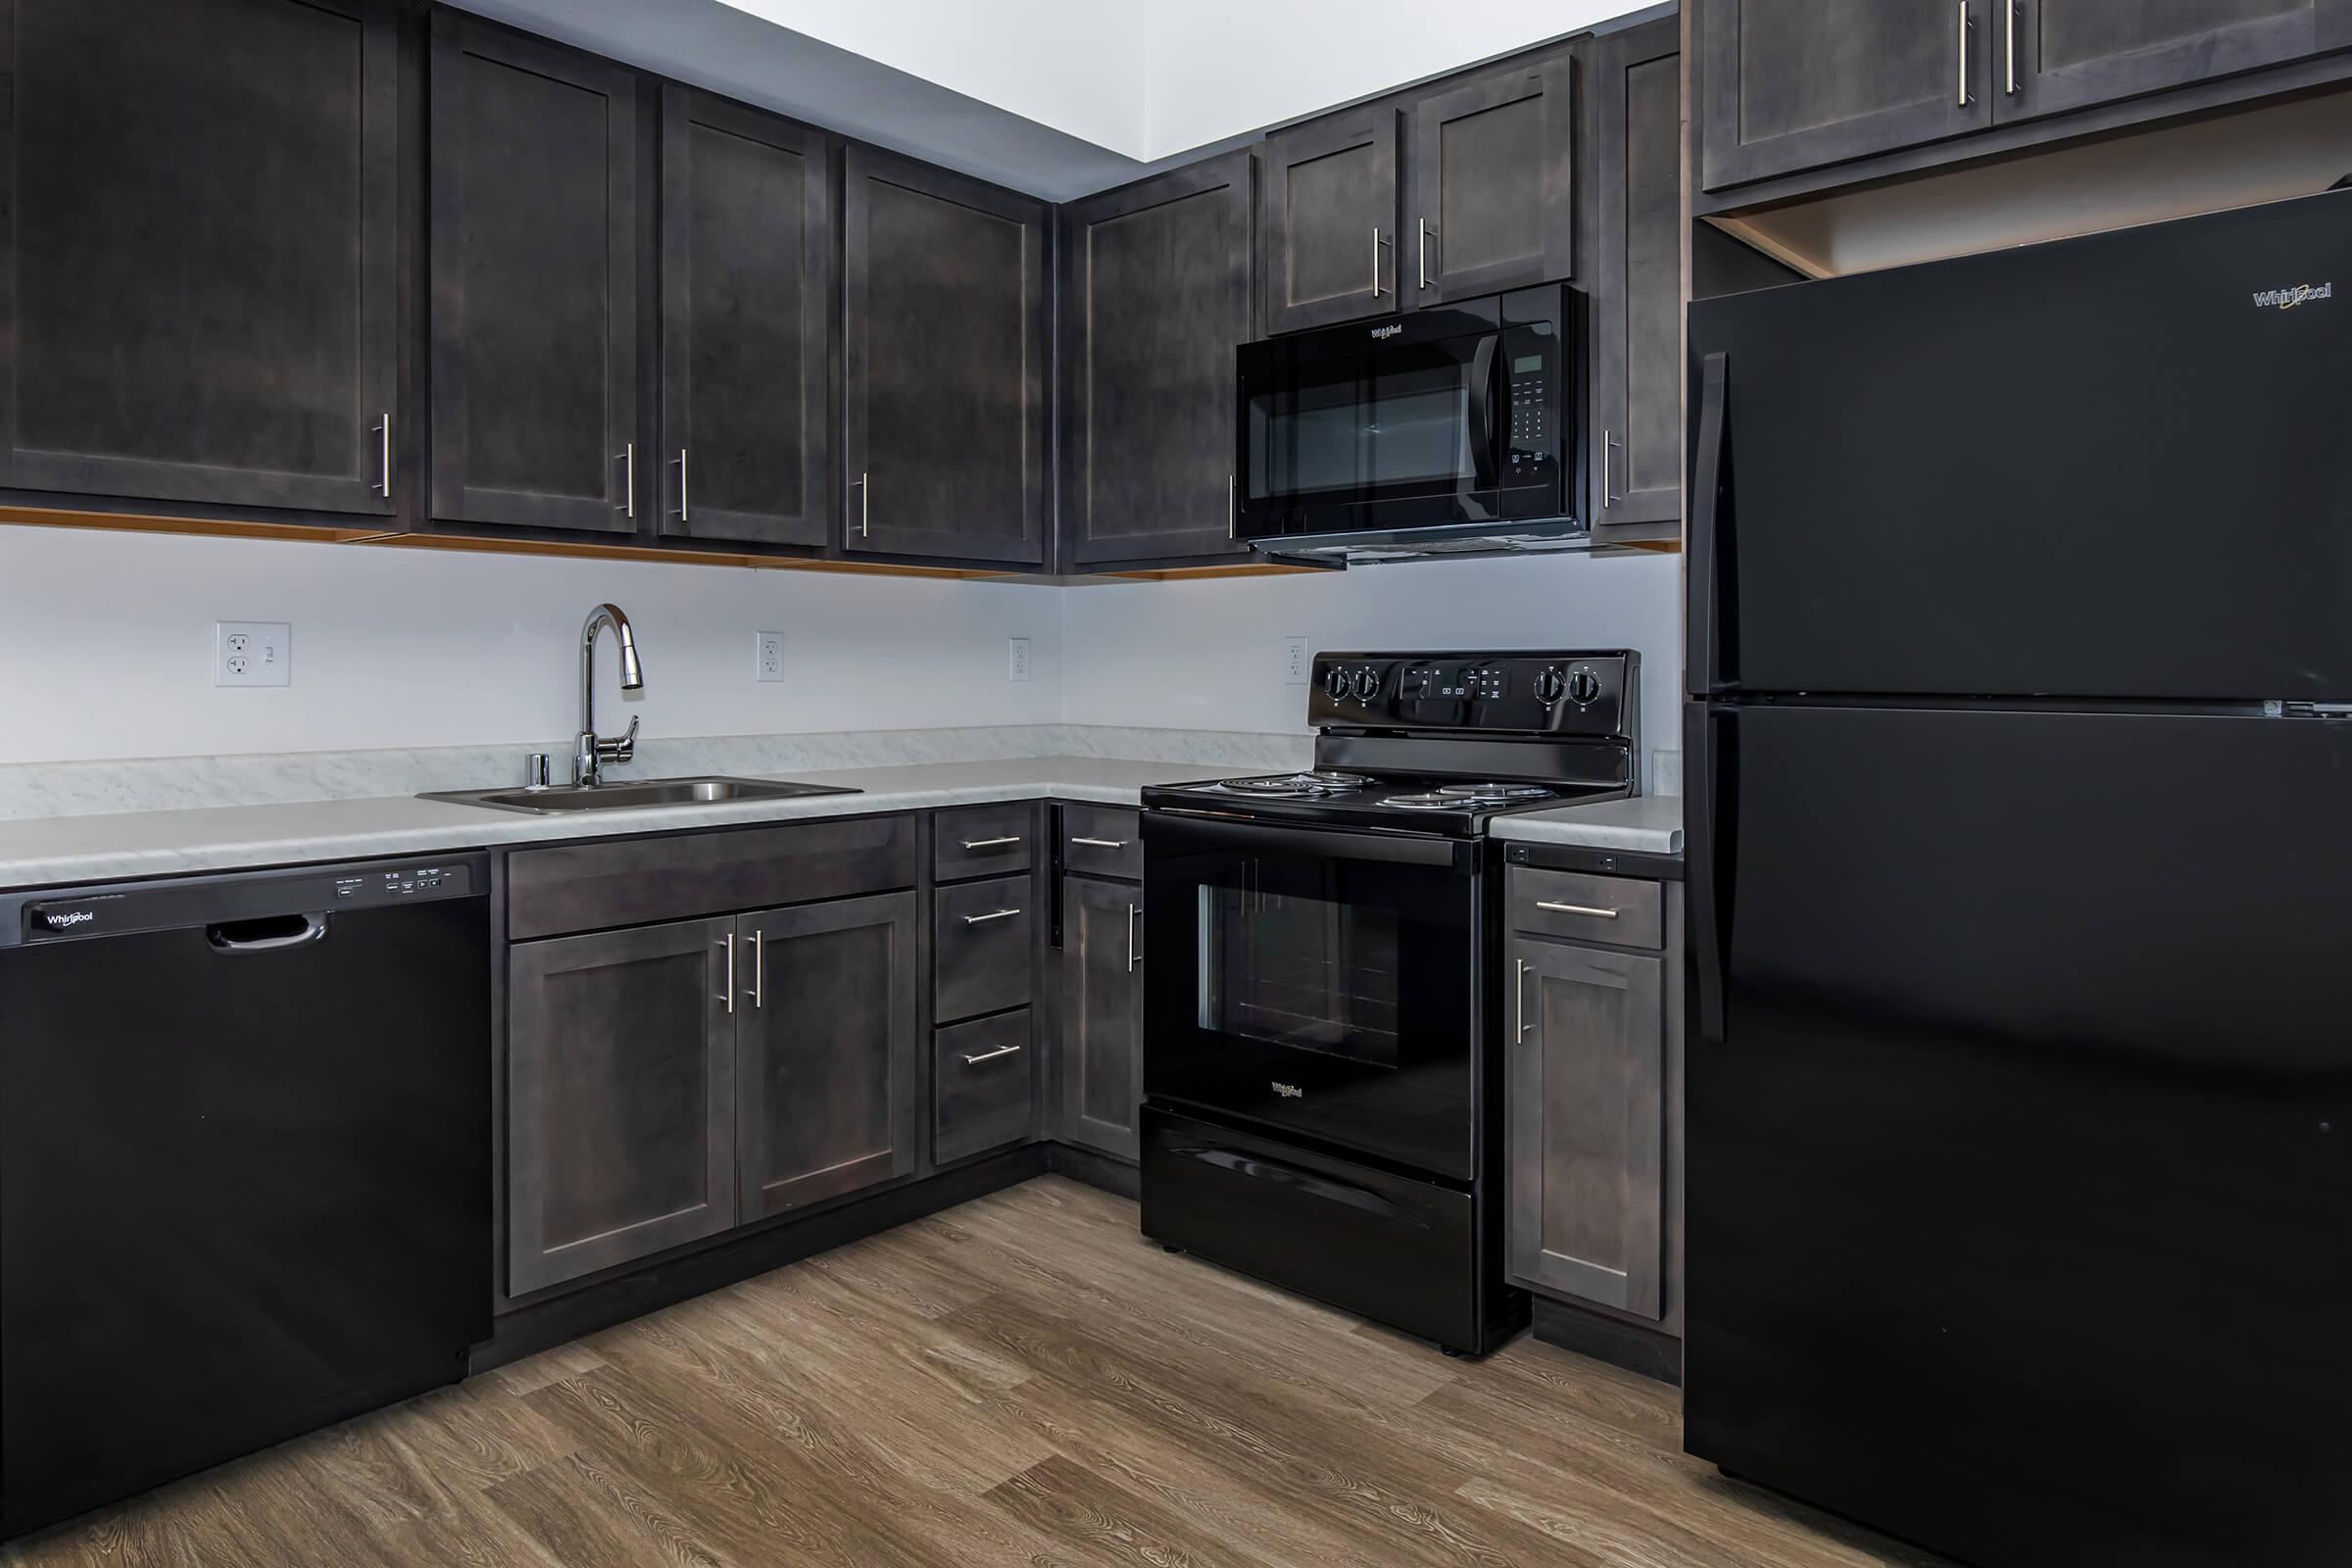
1699 0 1992 190
1055 875 1143 1161
736 893 920 1220
842 147 1048 564
1258 108 1401 334
1993 0 2351 122
0 0 398 515
1404 55 1577 304
429 12 639 535
507 917 738 1297
659 87 834 549
1590 20 1683 539
1058 152 1254 567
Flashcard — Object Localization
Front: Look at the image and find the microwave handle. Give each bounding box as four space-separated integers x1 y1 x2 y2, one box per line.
1468 333 1501 489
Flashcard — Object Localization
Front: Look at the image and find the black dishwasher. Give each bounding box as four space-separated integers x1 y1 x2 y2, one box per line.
0 855 491 1539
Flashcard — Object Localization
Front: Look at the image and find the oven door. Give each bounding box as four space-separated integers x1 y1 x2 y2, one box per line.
1142 811 1482 1180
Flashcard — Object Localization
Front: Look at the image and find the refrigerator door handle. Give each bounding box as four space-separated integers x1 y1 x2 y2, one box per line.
1689 352 1729 697
1687 704 1732 1044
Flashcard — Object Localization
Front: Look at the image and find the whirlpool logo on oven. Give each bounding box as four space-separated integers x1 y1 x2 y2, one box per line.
40 908 96 930
2253 282 2333 310
1271 1081 1304 1099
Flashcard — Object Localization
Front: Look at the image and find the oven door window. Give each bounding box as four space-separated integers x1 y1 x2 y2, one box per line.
1200 881 1400 1065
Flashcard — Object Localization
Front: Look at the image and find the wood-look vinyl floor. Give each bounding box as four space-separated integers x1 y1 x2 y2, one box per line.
5 1177 1954 1568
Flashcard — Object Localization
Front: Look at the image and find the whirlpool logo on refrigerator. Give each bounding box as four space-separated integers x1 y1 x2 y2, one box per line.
2253 282 2333 310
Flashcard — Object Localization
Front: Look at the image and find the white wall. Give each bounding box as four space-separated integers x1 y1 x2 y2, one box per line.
0 528 1062 766
1060 553 1684 787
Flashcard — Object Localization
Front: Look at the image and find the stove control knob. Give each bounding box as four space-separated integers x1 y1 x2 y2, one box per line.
1534 667 1567 704
1567 669 1602 705
1351 667 1383 702
1323 667 1351 700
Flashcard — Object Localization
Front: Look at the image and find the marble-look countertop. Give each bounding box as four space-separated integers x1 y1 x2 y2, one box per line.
0 758 1230 891
1490 794 1683 856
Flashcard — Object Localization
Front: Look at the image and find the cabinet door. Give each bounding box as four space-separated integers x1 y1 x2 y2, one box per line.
508 917 737 1296
737 893 920 1220
1505 938 1665 1319
1700 0 1992 190
1994 0 2342 122
1059 153 1254 567
1258 108 1400 333
0 0 398 514
1404 56 1576 305
429 12 639 534
842 148 1047 564
1590 20 1684 538
1056 876 1143 1160
659 87 833 549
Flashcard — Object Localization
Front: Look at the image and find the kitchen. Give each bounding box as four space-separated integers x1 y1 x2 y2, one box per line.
0 1 2342 1564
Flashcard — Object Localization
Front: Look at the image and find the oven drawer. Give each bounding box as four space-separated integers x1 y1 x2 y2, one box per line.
1508 866 1663 949
1060 805 1141 880
934 874 1035 1023
934 1009 1034 1165
1140 1105 1486 1352
935 803 1035 883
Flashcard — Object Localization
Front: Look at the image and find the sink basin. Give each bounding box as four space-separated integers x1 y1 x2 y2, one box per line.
421 775 860 815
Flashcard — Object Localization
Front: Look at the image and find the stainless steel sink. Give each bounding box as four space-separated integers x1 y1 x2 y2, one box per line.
420 775 859 815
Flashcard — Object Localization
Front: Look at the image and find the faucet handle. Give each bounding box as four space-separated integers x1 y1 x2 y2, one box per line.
598 716 640 765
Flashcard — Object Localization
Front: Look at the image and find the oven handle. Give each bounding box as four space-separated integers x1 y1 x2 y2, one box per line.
1145 810 1472 872
1162 1144 1434 1230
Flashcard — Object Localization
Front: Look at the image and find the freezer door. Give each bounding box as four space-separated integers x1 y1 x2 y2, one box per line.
1685 702 2352 1568
1687 187 2352 702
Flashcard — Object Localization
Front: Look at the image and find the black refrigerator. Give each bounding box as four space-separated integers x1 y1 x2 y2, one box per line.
1685 188 2352 1568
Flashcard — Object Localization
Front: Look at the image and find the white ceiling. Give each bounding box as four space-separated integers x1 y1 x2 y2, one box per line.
452 0 1663 200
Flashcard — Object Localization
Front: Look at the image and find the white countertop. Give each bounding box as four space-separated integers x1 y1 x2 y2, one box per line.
0 758 1227 891
1491 794 1684 856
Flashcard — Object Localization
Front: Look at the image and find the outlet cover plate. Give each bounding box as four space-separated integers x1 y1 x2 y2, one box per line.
216 621 291 687
755 631 786 682
1283 636 1309 685
1007 637 1032 682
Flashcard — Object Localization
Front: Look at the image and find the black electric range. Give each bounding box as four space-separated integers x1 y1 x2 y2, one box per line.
1137 650 1640 1358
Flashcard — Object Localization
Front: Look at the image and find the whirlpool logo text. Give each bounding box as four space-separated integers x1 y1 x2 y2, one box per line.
2253 282 2333 310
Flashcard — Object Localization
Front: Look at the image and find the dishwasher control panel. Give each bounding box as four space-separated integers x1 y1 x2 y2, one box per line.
5 855 485 946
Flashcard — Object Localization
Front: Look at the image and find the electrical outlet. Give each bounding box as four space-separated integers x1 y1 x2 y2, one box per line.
1006 637 1032 683
1283 636 1310 685
216 621 291 687
754 631 786 682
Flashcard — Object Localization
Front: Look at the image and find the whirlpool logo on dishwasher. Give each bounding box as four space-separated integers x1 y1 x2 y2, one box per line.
2253 282 2333 310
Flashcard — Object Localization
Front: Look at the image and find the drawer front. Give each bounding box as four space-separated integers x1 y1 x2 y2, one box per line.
933 873 1036 1022
1509 865 1664 949
934 1009 1035 1165
1061 804 1141 880
934 803 1035 882
508 813 918 941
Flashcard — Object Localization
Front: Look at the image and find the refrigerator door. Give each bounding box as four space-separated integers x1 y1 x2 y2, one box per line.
1687 188 2352 702
1685 701 2352 1568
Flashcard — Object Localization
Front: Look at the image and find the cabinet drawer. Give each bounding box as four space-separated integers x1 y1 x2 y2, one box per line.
934 803 1035 882
933 874 1035 1022
934 1009 1034 1165
1060 804 1141 880
1509 866 1663 949
508 813 917 941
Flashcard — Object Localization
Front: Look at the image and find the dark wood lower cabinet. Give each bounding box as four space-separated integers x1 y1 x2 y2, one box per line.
1055 875 1144 1161
1504 935 1666 1320
737 892 921 1219
507 916 739 1297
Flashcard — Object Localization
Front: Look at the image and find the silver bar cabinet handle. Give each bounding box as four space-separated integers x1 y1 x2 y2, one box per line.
1537 900 1621 919
373 414 391 498
2005 0 2019 95
961 836 1022 850
615 442 636 518
1515 957 1530 1042
963 907 1022 925
1070 837 1128 850
676 449 690 523
1602 431 1621 509
962 1043 1024 1066
853 470 869 537
719 931 735 1016
749 928 764 1008
1957 1 1973 108
1418 218 1434 290
1370 228 1390 298
1126 904 1141 972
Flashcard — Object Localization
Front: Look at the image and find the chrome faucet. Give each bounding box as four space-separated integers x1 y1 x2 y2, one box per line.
573 604 644 786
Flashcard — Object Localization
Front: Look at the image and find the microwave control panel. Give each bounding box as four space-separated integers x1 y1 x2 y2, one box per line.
1309 651 1635 739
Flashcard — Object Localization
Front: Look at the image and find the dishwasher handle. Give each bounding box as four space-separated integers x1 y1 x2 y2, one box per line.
207 912 330 953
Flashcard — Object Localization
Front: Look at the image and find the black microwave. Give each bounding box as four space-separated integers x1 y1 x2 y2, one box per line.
1234 283 1583 560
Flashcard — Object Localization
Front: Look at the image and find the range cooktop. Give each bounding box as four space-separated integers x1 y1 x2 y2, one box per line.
1144 770 1629 835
